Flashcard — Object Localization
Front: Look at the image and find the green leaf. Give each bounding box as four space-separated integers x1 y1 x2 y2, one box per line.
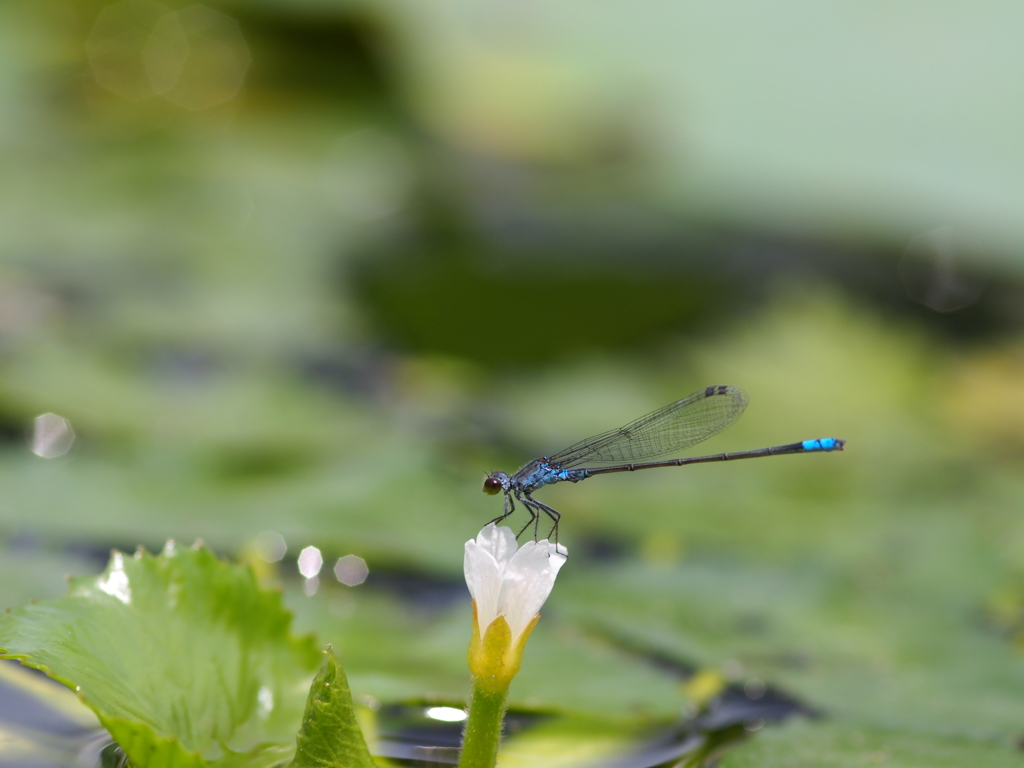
290 647 376 768
721 718 1020 768
0 543 321 767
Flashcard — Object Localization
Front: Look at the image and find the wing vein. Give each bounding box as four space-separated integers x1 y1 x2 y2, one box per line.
549 386 749 468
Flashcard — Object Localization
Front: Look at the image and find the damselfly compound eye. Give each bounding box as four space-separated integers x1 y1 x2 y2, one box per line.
482 476 502 495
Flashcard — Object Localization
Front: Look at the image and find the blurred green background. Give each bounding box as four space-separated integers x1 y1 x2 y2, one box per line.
3 0 1024 765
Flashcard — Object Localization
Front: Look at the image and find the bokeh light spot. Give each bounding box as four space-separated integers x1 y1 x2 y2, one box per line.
425 706 467 722
158 5 251 111
143 11 189 94
743 677 766 699
297 545 323 579
303 576 319 596
31 413 75 458
86 1 249 110
254 531 286 562
86 0 175 101
334 554 369 586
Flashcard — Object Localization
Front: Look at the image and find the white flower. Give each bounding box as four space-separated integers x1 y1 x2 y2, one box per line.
464 524 567 685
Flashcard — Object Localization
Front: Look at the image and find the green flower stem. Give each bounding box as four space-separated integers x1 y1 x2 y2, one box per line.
458 681 509 768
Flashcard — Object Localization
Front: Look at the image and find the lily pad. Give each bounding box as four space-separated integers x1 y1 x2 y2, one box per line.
721 718 1020 768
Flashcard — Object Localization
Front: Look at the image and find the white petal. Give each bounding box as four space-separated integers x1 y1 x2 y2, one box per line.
542 538 568 577
499 540 562 642
475 523 519 571
464 538 504 634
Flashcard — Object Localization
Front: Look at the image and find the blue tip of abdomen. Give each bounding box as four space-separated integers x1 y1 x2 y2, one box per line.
802 438 844 452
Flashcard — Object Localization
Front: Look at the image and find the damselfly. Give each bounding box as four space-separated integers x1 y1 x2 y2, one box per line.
483 385 844 544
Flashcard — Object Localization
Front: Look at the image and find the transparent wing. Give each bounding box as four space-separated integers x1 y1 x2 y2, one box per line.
549 385 749 468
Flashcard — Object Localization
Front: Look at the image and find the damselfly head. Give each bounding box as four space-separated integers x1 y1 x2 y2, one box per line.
482 472 507 495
